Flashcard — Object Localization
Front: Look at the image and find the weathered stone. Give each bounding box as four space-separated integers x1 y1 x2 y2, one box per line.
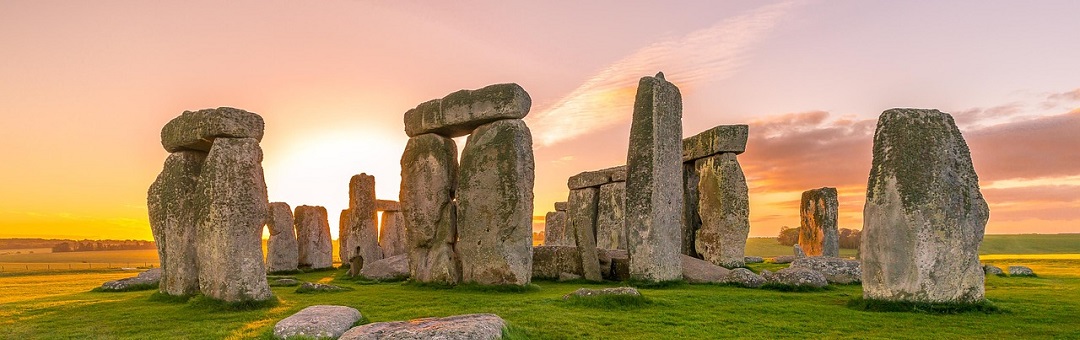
563 287 641 300
531 245 584 280
338 209 350 264
457 119 535 285
682 255 732 284
274 305 361 340
379 211 407 258
160 107 264 152
148 150 205 296
404 83 531 138
681 162 701 257
346 173 383 272
340 314 506 340
1008 266 1035 277
762 267 828 288
595 182 626 250
744 256 764 264
790 257 861 284
721 268 765 288
567 187 602 281
625 73 684 282
295 205 333 270
793 244 806 258
297 282 350 293
554 201 568 211
682 124 748 161
269 278 301 287
376 199 401 212
799 187 839 257
360 254 410 281
543 211 569 246
100 268 162 291
559 272 583 282
266 202 298 273
771 256 797 264
195 137 272 302
694 153 749 268
567 166 626 190
983 264 1004 276
401 133 460 284
862 108 989 303
606 250 631 281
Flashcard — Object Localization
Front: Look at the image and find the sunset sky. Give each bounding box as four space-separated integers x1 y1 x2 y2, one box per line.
1 1 1078 240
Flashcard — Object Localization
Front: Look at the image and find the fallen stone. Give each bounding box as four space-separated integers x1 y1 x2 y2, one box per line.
160 107 264 152
567 187 602 281
269 278 301 287
771 256 797 264
862 108 989 303
295 205 333 270
567 166 626 190
720 268 765 288
274 305 361 340
297 282 350 293
790 257 861 284
376 199 401 212
595 182 627 250
147 150 205 296
559 272 583 282
100 268 162 291
266 202 298 273
625 72 684 282
762 267 828 289
682 255 732 284
543 211 569 246
562 287 641 300
682 124 749 162
360 254 410 281
983 264 1004 276
456 119 535 286
346 173 383 271
531 246 584 280
799 187 839 257
400 133 460 284
1008 266 1036 277
340 314 506 340
694 153 750 268
744 256 764 264
404 83 531 138
379 211 407 258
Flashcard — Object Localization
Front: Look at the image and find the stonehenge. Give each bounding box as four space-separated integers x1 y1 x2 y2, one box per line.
543 202 569 246
266 202 298 273
295 205 333 270
378 201 407 258
148 107 272 302
861 108 989 303
683 125 750 269
799 187 839 257
400 83 535 286
342 174 383 271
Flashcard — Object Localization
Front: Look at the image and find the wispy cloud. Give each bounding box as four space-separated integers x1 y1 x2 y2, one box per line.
526 1 803 147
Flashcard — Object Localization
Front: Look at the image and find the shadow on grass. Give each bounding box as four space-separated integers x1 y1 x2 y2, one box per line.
847 297 1005 314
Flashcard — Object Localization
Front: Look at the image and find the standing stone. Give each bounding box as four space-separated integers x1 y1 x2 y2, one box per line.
195 138 272 302
595 182 627 250
266 202 298 273
400 133 460 284
544 211 569 246
456 119 535 285
295 205 333 270
861 108 989 303
567 188 602 281
625 72 684 282
695 153 750 268
338 209 350 264
346 174 383 269
379 211 407 258
799 187 839 257
681 162 701 257
148 150 205 296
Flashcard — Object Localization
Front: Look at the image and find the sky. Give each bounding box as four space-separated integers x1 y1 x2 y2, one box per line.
1 1 1078 240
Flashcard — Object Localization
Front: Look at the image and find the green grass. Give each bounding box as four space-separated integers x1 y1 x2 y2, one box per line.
980 234 1080 254
562 293 653 309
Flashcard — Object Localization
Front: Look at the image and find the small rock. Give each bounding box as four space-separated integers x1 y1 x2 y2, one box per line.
274 305 361 339
562 287 641 300
983 264 1004 276
340 313 506 340
743 256 764 264
359 254 409 281
789 257 861 284
99 268 162 291
1008 266 1036 277
762 267 828 288
297 282 350 293
558 272 583 282
721 268 765 288
771 255 797 264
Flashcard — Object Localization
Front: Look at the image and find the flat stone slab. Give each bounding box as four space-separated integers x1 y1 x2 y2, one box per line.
682 255 731 284
762 267 828 288
376 200 401 212
161 107 264 152
567 165 626 189
554 201 568 211
297 282 350 293
744 256 764 264
404 83 531 138
340 313 506 340
789 257 861 284
770 255 797 264
100 268 161 291
682 124 748 161
562 287 641 300
274 305 362 339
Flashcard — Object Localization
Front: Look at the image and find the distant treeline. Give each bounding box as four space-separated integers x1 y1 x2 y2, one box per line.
777 226 861 249
0 238 155 252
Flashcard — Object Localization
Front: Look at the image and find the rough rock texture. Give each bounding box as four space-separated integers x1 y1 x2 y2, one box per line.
100 268 162 291
625 72 684 282
338 209 350 264
340 314 506 340
295 205 333 270
861 108 989 303
682 255 732 284
360 254 410 281
266 202 298 273
274 305 361 340
605 250 631 281
376 199 401 212
195 138 272 302
161 107 264 152
771 256 797 264
744 256 764 264
379 211 407 258
297 282 349 293
543 211 569 246
762 267 828 288
554 201 569 211
567 187 602 281
983 264 1004 276
694 153 750 268
794 244 806 258
567 166 626 189
559 273 583 282
799 187 839 257
456 119 535 286
1008 266 1035 276
401 133 460 284
682 124 749 162
148 150 205 296
681 162 701 257
790 257 861 284
531 246 584 280
404 83 531 138
721 268 765 288
563 287 641 300
346 174 383 270
595 182 627 250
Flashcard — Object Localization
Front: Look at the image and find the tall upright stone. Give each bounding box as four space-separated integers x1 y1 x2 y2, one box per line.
568 188 602 281
295 205 333 270
681 162 701 257
346 174 383 268
148 150 206 296
544 211 569 246
456 119 535 285
400 133 460 284
338 209 350 264
624 72 683 282
695 153 750 268
195 138 272 302
799 187 839 257
266 202 298 273
861 108 989 303
595 182 627 250
380 211 407 258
